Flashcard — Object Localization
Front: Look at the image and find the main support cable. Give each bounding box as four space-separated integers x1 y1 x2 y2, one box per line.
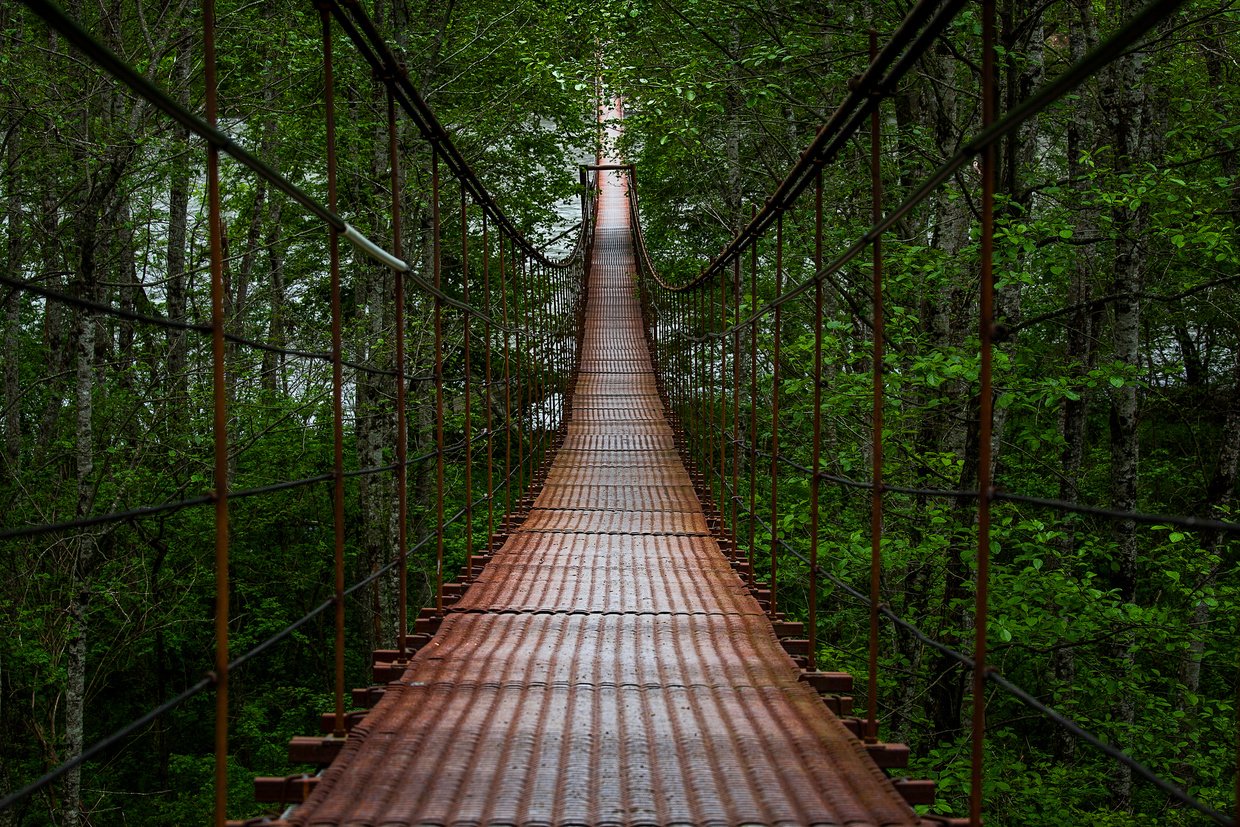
642 0 967 293
647 0 1190 329
325 0 583 269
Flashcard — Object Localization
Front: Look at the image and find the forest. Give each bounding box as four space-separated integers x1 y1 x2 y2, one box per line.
1 0 1238 824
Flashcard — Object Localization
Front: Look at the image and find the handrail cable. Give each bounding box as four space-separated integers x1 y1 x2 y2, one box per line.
0 425 504 541
639 0 966 292
773 540 1234 827
702 465 1233 826
634 0 1190 327
0 459 527 814
736 437 1240 535
15 0 580 337
0 272 435 384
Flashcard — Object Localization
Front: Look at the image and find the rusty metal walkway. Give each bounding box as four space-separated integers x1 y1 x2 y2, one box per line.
283 171 925 827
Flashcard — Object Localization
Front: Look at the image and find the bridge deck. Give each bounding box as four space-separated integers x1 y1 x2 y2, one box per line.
285 172 922 827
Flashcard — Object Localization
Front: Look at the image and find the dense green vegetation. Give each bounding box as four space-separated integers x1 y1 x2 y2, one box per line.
619 1 1240 824
0 0 1237 825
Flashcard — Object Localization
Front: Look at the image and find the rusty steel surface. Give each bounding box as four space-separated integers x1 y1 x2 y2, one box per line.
204 3 230 820
521 508 710 536
286 167 923 827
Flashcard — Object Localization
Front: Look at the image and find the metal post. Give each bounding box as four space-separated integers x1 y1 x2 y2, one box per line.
675 291 683 426
703 284 711 501
683 291 690 431
515 254 526 499
559 263 567 427
483 214 494 543
387 87 409 659
731 257 741 557
528 260 538 482
536 262 546 468
748 218 758 590
972 0 997 821
204 1 229 821
769 214 782 617
433 148 445 615
501 239 512 519
694 287 704 476
553 264 560 446
461 190 473 580
320 4 347 738
719 268 727 526
809 170 824 675
868 28 885 744
687 289 692 446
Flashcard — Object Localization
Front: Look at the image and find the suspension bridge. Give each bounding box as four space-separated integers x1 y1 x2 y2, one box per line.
1 0 1236 825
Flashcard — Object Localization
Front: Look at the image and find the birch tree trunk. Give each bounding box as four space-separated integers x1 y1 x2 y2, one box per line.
64 183 100 827
165 31 191 430
1100 0 1164 806
1048 0 1100 764
3 120 21 471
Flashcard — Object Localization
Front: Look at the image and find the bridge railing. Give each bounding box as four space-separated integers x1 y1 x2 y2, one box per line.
626 0 1236 824
1 0 594 822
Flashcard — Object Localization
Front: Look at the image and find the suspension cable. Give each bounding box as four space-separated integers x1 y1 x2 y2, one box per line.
15 0 579 336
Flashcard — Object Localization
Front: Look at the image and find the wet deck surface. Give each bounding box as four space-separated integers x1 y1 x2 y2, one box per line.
287 171 922 827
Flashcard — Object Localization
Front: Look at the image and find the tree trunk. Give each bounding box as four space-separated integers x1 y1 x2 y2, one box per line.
358 93 395 651
1174 344 1239 782
257 26 286 396
918 42 978 745
260 197 287 394
1100 0 1164 805
1048 0 1099 763
3 119 21 470
165 31 191 430
115 198 138 407
64 189 100 827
